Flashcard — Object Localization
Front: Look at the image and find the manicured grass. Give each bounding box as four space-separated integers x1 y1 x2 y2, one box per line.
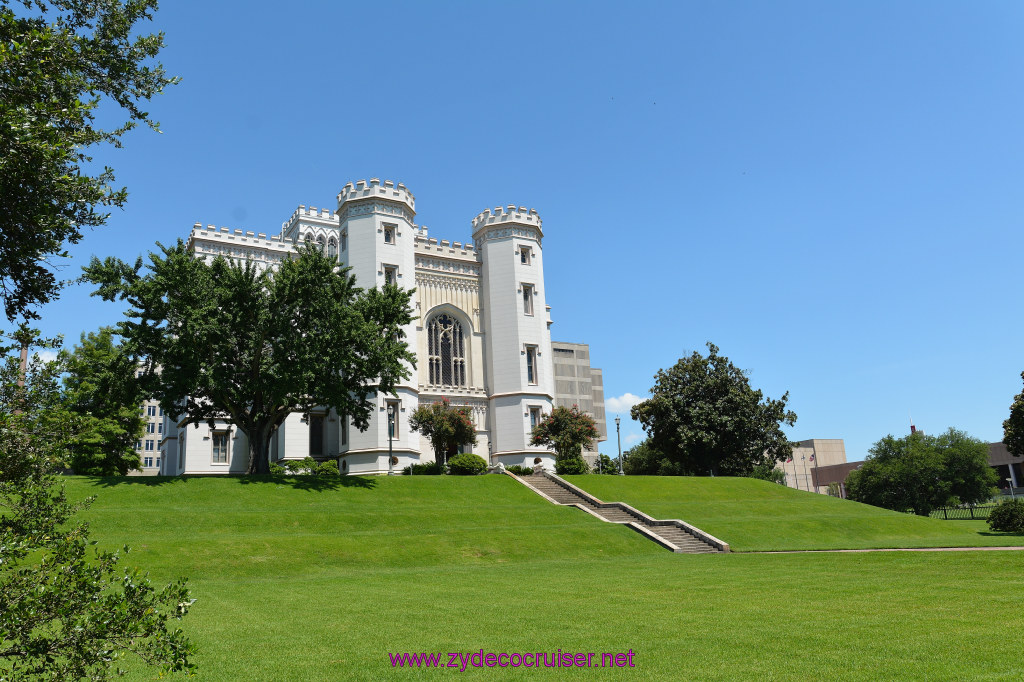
565 475 1024 552
63 475 1024 681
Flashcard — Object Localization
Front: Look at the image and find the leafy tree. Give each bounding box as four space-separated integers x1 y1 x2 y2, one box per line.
85 243 415 474
530 405 598 475
630 343 797 476
749 460 787 484
62 328 146 475
1004 371 1024 459
935 428 999 506
408 398 477 469
0 0 178 322
847 429 997 516
621 438 682 476
592 453 620 474
0 331 194 680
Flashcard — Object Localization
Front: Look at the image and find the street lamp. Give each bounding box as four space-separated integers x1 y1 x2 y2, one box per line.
615 416 623 475
387 404 395 475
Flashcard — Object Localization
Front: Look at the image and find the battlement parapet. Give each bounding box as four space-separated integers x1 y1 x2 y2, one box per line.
471 205 542 235
414 233 477 259
187 222 296 258
337 178 415 212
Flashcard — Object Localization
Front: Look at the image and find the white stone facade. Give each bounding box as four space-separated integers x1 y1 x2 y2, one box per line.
160 179 576 475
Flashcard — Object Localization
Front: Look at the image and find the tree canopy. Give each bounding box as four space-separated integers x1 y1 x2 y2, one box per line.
0 331 194 680
847 428 998 516
630 343 797 476
530 405 598 475
62 327 146 475
0 0 178 322
84 243 416 474
1004 371 1024 459
408 398 477 469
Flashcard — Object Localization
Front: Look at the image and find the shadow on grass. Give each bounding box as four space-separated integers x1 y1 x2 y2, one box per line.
82 474 377 491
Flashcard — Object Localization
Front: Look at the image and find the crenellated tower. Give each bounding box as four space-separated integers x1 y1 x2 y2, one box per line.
335 179 421 472
473 205 555 466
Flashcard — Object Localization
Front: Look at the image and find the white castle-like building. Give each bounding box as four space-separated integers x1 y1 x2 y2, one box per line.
157 179 605 476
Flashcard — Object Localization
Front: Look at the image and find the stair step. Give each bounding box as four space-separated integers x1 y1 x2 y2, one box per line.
515 474 724 554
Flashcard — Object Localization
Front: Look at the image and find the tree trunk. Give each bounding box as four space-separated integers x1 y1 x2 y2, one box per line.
246 424 273 475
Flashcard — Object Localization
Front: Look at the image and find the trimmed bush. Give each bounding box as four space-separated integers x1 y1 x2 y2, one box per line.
315 460 339 476
506 465 533 476
402 461 442 475
447 453 487 475
268 461 285 475
555 455 589 476
987 499 1024 533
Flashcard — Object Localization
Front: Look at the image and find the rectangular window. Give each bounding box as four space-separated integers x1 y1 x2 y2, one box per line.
522 284 534 315
158 423 163 434
526 346 538 385
529 407 542 429
386 400 400 438
309 415 324 457
383 224 396 244
341 231 347 251
147 405 157 417
145 440 155 451
135 440 142 451
520 246 531 265
144 456 153 467
158 408 163 417
212 432 229 464
384 266 398 286
147 422 156 433
156 457 161 467
341 415 348 446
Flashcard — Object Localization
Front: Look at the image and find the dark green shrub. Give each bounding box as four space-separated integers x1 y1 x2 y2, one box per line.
555 455 589 475
506 465 533 475
268 461 285 475
988 499 1024 532
447 453 487 475
315 460 339 476
402 461 442 475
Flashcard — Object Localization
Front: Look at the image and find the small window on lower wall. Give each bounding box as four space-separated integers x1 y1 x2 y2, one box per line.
212 431 229 464
529 407 542 430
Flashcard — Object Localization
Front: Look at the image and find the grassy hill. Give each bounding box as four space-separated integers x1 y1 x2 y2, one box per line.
564 475 1020 551
61 474 1024 681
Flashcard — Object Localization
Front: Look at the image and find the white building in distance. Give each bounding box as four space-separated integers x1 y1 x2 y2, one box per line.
160 178 604 476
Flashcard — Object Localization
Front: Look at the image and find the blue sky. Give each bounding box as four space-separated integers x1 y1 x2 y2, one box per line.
27 1 1024 460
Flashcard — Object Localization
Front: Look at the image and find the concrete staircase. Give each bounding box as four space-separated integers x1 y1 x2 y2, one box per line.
514 472 729 554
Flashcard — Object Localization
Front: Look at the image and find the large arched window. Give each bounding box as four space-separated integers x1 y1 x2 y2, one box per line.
427 314 466 386
316 235 326 254
327 238 337 260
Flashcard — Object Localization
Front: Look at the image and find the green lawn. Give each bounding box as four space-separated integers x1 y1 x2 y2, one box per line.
565 475 1024 552
62 475 1024 681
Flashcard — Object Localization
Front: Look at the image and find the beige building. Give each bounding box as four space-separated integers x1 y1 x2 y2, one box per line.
551 341 607 463
779 439 847 493
132 395 163 475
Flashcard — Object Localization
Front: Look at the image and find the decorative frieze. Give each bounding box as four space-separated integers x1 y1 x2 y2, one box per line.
415 256 480 277
337 200 415 225
473 226 542 246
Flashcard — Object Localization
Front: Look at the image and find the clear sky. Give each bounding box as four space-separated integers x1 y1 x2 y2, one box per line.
26 0 1024 461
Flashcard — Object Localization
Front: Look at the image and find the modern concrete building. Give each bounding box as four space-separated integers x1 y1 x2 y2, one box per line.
779 439 847 493
988 442 1022 489
551 341 607 463
160 179 598 476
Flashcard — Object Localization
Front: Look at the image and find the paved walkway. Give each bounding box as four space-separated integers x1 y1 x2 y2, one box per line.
756 546 1024 554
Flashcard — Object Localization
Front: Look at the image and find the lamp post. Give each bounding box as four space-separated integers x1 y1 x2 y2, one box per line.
387 404 395 475
615 416 623 475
